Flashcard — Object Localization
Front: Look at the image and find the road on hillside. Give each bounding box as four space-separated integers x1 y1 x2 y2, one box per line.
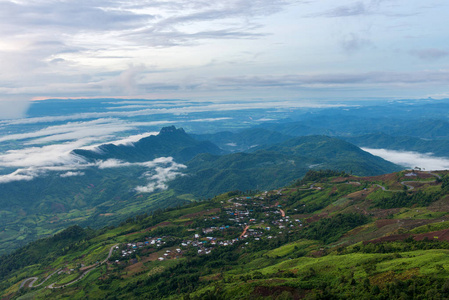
240 225 249 238
279 209 285 218
19 244 118 290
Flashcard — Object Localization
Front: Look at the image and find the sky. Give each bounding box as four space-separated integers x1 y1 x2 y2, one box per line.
1 0 449 117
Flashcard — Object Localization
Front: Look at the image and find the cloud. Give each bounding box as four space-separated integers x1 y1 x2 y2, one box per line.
0 151 186 193
0 140 90 169
0 118 138 144
362 148 449 171
0 123 186 190
0 1 153 35
341 33 372 54
309 1 412 18
2 101 342 125
99 65 147 95
0 168 39 183
122 0 288 46
0 97 31 120
317 2 369 17
60 171 85 177
109 132 159 146
0 0 300 102
215 70 449 87
411 48 449 61
135 158 187 193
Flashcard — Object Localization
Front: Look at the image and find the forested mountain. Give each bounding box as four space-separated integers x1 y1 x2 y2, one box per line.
73 126 224 163
171 135 400 197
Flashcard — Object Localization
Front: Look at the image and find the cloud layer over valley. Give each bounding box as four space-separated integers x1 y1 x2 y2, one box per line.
362 148 449 171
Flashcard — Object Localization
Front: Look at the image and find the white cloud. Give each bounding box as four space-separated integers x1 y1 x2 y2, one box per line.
2 100 346 125
95 159 132 169
0 1 448 100
0 118 139 145
362 148 449 171
0 168 38 183
0 97 30 120
60 171 85 177
0 153 187 193
135 158 187 193
0 140 89 168
109 132 159 146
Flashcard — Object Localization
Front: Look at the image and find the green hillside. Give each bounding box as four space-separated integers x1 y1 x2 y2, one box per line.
3 170 449 299
171 135 400 198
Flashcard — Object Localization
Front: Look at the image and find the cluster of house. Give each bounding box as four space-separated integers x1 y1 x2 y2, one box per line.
113 195 304 264
272 215 303 229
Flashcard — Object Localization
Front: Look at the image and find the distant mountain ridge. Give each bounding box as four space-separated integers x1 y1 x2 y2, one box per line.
171 135 401 197
73 125 224 163
191 128 293 152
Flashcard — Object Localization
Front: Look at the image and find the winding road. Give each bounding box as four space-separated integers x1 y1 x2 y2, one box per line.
19 244 118 290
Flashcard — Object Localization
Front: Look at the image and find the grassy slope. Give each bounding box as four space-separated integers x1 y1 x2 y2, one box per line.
3 170 449 299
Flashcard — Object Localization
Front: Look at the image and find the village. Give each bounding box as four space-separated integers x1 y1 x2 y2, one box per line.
110 192 304 264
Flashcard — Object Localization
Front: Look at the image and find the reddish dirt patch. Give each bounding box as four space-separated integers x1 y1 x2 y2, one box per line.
310 250 325 257
306 213 328 223
123 261 146 278
346 190 366 199
126 221 173 236
366 233 411 244
371 208 402 219
366 228 449 244
375 219 397 229
360 173 399 182
253 285 306 299
414 172 436 179
415 229 449 241
145 221 172 231
51 202 66 213
332 176 359 183
80 264 96 271
180 208 220 219
343 225 366 238
406 181 439 189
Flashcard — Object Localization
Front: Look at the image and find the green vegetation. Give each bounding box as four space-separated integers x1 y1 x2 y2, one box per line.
3 170 449 299
304 213 369 244
373 191 441 209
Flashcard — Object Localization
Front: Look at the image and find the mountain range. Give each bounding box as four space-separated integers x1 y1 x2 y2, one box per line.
0 126 400 255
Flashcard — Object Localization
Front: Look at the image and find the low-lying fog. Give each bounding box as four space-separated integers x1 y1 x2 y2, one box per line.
363 148 449 171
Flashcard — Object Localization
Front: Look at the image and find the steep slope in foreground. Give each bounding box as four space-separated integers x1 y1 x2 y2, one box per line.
3 170 449 299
